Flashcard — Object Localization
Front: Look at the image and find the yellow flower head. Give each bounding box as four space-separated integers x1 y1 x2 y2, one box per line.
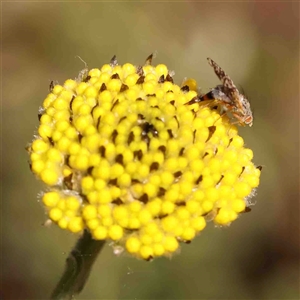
28 55 261 260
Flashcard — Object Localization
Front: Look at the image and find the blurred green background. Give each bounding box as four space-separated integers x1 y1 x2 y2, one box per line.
2 2 299 299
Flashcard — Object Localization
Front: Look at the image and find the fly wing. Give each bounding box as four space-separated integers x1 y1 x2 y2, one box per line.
207 58 228 83
207 58 241 108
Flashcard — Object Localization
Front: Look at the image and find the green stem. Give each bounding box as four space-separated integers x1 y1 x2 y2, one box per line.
50 230 106 300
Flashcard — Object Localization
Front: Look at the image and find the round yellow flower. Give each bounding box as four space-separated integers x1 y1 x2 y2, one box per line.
28 55 261 260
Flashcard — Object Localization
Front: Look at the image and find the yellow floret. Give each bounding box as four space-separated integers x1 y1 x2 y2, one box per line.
40 169 59 186
138 210 152 225
31 160 45 174
58 218 68 229
122 63 136 75
235 182 251 198
232 199 246 213
52 85 64 95
53 98 69 110
38 124 53 140
86 219 100 230
146 199 161 216
162 216 178 232
32 139 50 153
107 79 122 92
155 64 168 77
140 233 152 245
163 236 179 252
42 191 60 207
88 68 101 77
68 217 84 233
81 176 94 192
182 78 198 91
153 244 165 256
47 148 63 163
181 227 196 241
84 86 98 98
108 225 123 240
65 196 81 210
94 178 106 191
83 205 98 220
97 204 111 217
93 226 108 240
214 208 232 225
49 208 63 222
56 136 71 152
191 217 206 231
43 94 57 109
126 236 141 253
139 246 153 260
64 79 77 90
97 189 112 204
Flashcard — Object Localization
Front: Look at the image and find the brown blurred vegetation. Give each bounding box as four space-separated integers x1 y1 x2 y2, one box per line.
2 2 299 299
